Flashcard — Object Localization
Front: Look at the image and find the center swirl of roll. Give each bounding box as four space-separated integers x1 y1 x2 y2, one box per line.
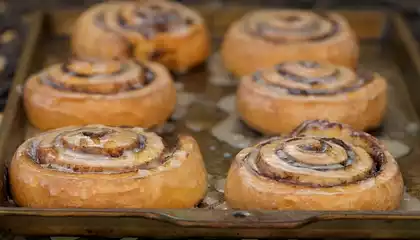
97 2 197 39
246 136 380 187
26 126 168 173
40 59 155 94
63 59 123 77
280 138 353 167
243 10 338 43
252 61 372 95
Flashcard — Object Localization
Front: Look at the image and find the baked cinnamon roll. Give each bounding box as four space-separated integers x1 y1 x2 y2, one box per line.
225 120 403 210
10 125 207 208
237 60 386 134
72 0 210 72
221 10 358 77
24 58 176 130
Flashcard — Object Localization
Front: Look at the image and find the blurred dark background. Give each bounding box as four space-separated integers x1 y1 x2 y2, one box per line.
3 0 420 12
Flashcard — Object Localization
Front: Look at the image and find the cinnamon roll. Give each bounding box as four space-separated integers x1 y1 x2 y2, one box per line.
221 10 358 77
24 58 176 130
237 60 387 134
72 0 210 72
10 125 207 208
225 120 403 210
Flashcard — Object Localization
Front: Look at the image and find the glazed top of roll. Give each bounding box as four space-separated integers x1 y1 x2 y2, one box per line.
234 10 353 44
247 60 377 97
28 58 161 95
236 120 399 189
92 0 203 40
16 125 186 176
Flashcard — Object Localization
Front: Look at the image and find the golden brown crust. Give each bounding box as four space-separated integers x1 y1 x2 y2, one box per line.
236 60 387 134
24 59 176 130
10 125 208 208
221 10 359 77
224 120 404 210
71 1 211 72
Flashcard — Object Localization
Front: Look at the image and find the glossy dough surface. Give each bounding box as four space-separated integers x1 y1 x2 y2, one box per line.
225 120 403 210
221 10 359 77
237 60 387 134
24 59 176 130
72 0 210 72
10 125 207 208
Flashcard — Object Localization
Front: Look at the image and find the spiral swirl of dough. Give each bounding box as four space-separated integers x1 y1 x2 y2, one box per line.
95 1 200 40
243 10 341 43
242 120 384 187
252 60 373 96
38 59 155 94
24 125 178 174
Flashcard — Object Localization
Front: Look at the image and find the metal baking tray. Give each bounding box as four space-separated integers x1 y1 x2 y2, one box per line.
1 4 420 238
